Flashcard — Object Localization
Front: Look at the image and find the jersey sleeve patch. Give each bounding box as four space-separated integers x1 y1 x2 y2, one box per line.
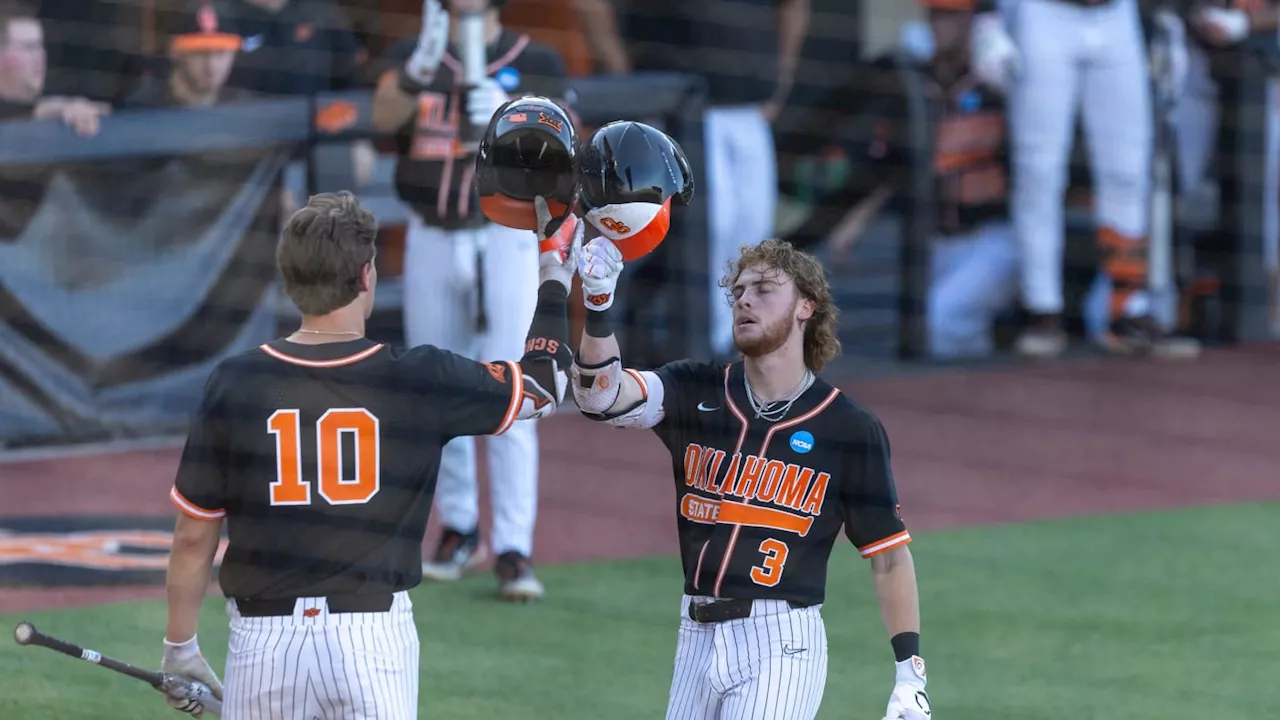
170 486 226 521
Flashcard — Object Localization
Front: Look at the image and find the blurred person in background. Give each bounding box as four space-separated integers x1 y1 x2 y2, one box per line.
499 0 630 76
971 0 1202 359
371 0 569 602
1191 0 1280 332
0 0 109 134
603 0 811 361
783 0 1019 360
0 0 110 241
218 0 365 96
123 2 251 109
37 0 150 104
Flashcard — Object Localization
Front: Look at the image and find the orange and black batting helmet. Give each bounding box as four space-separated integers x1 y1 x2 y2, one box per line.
575 120 694 262
475 96 579 231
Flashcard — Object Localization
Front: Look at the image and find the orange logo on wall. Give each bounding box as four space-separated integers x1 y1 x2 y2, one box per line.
315 101 359 134
0 530 229 571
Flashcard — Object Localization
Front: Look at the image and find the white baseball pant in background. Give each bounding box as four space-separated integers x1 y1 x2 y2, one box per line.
665 595 828 720
402 214 541 556
1007 0 1153 317
221 592 419 719
928 221 1019 358
705 106 778 357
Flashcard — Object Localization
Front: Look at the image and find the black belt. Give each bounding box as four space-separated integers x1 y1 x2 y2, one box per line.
233 593 395 618
686 598 811 624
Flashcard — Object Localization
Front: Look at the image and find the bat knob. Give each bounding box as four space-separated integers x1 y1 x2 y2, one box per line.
14 621 35 645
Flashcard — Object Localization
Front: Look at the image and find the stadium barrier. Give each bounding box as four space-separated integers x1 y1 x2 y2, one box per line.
0 72 710 448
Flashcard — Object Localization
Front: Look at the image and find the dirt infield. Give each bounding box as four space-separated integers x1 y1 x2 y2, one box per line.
2 343 1278 614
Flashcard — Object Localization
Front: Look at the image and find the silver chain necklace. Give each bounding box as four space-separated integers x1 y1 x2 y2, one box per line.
292 329 363 338
744 369 814 422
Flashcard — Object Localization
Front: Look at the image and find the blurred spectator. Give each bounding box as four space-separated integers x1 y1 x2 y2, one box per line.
500 0 630 76
219 0 365 96
38 0 150 103
0 0 110 135
607 0 811 360
784 2 1018 359
971 0 1201 360
122 2 251 109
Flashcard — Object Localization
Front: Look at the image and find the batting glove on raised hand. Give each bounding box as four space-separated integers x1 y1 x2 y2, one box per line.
970 12 1019 92
161 635 224 711
1192 6 1250 46
882 656 931 720
577 237 623 312
534 195 582 292
404 0 449 85
467 77 510 130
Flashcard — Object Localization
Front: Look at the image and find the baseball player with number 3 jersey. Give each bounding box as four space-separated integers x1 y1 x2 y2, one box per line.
570 177 930 720
159 191 580 719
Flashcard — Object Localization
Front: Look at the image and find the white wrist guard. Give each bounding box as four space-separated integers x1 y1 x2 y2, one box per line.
570 356 623 416
895 656 927 688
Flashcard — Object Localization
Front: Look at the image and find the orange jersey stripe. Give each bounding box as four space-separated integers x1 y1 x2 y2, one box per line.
259 343 384 368
492 360 524 436
717 499 815 537
170 486 226 521
858 530 911 558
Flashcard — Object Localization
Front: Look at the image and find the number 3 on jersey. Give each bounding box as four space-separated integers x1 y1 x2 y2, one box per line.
268 409 381 506
750 538 790 587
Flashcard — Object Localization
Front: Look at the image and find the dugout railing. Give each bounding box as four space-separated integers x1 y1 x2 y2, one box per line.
0 72 710 447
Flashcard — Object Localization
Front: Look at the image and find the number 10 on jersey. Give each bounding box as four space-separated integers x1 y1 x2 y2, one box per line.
268 409 381 506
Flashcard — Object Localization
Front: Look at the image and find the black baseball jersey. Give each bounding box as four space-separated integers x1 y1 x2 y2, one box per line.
169 338 528 600
649 360 909 606
386 31 568 229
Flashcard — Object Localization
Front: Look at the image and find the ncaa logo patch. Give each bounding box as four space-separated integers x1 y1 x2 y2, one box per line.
495 66 521 92
789 430 814 454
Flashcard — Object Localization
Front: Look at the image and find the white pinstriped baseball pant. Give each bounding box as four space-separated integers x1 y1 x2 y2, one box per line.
665 595 828 720
221 591 419 719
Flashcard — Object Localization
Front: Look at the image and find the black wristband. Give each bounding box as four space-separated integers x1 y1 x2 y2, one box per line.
584 305 615 339
890 632 920 662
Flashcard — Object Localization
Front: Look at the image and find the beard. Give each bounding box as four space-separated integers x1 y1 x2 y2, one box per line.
733 312 793 358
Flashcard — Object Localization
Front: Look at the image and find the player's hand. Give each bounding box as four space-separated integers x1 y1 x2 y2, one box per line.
882 656 930 719
467 77 510 129
577 237 623 312
160 674 223 718
161 636 224 702
1191 6 1249 46
970 12 1020 93
534 195 581 292
404 0 449 84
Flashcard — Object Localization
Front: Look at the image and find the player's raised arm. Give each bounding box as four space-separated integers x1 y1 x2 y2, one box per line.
570 237 667 429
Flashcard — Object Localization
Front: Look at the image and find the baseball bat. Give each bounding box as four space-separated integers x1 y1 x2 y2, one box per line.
13 621 222 716
458 10 488 150
1147 11 1176 300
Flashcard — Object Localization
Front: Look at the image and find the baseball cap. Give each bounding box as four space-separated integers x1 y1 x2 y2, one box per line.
169 2 242 53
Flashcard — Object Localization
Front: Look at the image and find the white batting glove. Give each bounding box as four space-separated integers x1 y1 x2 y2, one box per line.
1195 7 1250 44
578 237 623 312
161 635 224 716
534 195 581 292
882 656 931 720
467 77 510 129
160 675 223 718
970 12 1020 93
404 0 450 85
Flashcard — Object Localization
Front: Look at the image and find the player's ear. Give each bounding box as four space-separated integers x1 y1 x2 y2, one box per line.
359 261 375 293
796 297 814 323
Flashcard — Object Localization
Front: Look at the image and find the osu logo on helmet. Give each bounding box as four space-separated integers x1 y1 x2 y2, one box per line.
576 121 694 261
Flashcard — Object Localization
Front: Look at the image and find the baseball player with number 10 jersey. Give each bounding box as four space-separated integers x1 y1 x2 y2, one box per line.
570 213 929 716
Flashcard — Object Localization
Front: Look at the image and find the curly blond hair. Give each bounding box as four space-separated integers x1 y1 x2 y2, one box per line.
719 238 842 372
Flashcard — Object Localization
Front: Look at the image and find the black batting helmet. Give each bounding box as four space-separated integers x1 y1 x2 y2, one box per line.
475 96 579 231
576 121 694 261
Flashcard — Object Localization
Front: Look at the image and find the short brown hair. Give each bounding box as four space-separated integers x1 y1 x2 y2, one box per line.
720 238 842 372
277 191 378 316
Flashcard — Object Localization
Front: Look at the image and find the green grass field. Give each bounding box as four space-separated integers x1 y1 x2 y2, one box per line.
3 502 1277 719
